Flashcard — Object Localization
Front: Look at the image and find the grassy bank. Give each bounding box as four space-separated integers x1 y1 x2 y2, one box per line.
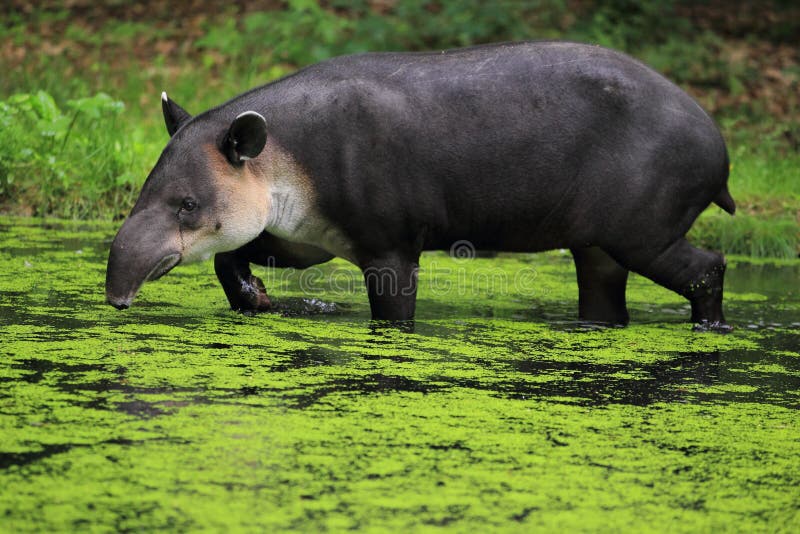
0 1 797 257
690 149 799 258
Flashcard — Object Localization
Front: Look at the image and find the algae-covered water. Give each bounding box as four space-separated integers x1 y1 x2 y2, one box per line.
1 217 798 532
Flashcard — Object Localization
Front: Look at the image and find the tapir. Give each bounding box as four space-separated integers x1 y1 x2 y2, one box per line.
106 41 736 330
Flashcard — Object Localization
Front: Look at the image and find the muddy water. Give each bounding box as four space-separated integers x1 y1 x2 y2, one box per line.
1 217 798 531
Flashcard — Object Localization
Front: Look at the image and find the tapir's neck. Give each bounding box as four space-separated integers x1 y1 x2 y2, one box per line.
261 140 314 235
260 140 357 263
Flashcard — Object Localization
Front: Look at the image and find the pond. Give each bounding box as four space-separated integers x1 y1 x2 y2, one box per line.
1 217 798 531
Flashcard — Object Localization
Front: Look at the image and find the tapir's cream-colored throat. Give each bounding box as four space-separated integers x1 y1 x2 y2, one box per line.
261 141 357 263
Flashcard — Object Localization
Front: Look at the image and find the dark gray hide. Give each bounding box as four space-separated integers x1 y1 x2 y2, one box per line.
107 41 735 330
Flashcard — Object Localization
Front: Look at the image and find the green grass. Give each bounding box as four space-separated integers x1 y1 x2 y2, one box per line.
729 147 800 198
0 91 152 219
689 149 800 258
691 211 798 259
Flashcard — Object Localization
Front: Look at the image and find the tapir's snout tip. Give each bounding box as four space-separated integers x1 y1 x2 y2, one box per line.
106 295 132 310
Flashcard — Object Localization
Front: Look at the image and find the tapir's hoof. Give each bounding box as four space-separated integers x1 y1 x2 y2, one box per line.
232 275 272 313
692 320 734 334
248 275 272 310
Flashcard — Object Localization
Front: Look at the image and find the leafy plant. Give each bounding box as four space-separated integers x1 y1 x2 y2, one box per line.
0 91 139 218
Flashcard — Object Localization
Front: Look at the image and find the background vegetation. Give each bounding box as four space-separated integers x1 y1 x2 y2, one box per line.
0 0 797 257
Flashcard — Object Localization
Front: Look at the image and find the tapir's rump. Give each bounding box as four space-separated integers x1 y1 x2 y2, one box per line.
106 41 734 331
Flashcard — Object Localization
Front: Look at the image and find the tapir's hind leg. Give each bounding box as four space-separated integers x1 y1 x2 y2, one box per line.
607 238 730 331
571 247 630 325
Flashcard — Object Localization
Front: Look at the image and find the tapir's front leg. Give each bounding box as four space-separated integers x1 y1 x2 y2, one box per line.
362 254 420 321
214 250 272 312
215 232 335 313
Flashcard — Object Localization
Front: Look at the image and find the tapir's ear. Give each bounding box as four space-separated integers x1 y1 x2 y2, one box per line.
222 111 268 164
161 92 192 137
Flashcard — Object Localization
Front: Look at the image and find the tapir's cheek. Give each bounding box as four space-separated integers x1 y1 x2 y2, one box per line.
182 147 272 262
178 212 266 264
179 226 221 263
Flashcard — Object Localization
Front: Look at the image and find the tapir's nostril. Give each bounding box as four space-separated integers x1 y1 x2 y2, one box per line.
107 297 131 310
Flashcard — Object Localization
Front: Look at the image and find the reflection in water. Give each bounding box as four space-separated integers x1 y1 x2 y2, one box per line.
727 262 800 298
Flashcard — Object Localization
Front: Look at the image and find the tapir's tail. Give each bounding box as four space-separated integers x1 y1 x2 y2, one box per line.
714 185 736 215
713 151 736 215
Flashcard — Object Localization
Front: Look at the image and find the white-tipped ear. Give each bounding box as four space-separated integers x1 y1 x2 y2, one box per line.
161 93 192 137
237 111 264 119
223 111 268 164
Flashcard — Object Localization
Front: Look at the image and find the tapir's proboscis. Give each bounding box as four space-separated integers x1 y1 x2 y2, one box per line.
106 41 737 331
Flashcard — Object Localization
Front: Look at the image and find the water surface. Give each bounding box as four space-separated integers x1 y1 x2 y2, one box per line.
1 217 798 531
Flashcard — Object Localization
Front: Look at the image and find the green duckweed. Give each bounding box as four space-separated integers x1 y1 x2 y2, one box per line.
1 217 798 532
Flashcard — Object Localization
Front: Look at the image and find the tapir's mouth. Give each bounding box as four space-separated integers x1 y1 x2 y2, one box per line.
145 253 181 282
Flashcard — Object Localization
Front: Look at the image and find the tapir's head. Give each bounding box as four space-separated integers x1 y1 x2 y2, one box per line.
105 94 271 309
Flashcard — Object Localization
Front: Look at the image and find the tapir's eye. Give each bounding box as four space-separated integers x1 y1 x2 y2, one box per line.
181 198 197 212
